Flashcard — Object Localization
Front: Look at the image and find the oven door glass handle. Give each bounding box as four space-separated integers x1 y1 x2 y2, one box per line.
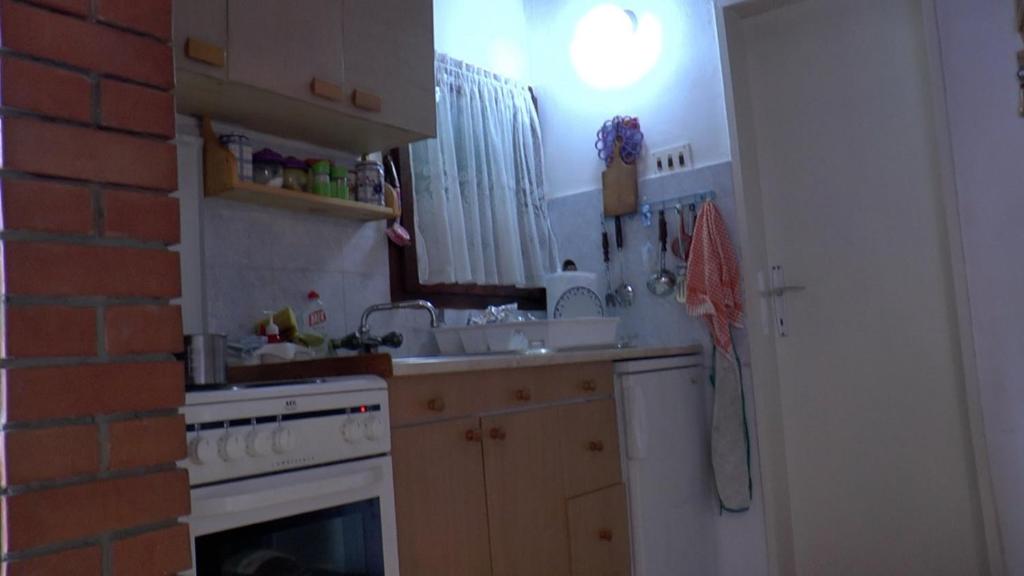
193 468 381 518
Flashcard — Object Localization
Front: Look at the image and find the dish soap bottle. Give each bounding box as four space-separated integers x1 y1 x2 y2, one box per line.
302 291 330 356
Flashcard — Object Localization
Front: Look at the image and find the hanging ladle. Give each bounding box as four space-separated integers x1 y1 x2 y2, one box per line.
646 209 676 297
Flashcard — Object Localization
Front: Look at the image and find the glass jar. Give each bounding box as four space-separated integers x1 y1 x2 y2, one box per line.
252 148 284 187
219 134 252 181
355 157 384 206
311 160 332 196
282 157 309 192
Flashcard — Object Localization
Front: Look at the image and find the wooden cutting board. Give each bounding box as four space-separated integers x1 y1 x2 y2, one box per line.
227 353 393 384
602 142 638 217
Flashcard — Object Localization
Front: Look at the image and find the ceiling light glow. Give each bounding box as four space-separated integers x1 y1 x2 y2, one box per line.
570 4 664 90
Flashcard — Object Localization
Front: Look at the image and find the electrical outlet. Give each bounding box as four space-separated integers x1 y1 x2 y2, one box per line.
644 143 694 178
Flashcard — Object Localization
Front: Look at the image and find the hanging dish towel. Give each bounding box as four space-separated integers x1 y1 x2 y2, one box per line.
685 201 751 512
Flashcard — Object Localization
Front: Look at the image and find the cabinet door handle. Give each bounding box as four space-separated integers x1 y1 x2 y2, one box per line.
352 89 382 113
598 529 614 542
426 397 446 412
489 427 507 441
587 440 605 453
581 379 598 393
465 429 482 443
185 37 226 68
311 77 345 102
514 389 532 402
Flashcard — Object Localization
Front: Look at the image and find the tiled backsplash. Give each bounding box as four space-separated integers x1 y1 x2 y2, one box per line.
546 161 749 363
202 199 442 356
177 118 441 357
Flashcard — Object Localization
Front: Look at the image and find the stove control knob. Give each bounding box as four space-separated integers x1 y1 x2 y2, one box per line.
342 418 364 443
188 436 216 465
246 430 273 457
364 415 384 442
272 427 295 454
218 432 246 462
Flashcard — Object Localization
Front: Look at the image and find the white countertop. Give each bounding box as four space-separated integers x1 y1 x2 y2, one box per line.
390 345 703 377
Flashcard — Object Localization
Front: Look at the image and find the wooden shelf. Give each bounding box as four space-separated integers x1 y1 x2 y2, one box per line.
200 116 399 221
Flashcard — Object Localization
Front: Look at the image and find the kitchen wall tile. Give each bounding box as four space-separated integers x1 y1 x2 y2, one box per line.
547 161 746 363
205 266 278 337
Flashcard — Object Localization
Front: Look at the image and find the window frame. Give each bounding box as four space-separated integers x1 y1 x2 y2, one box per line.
386 146 547 310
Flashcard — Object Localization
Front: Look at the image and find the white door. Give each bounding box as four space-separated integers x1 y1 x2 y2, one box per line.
720 0 992 574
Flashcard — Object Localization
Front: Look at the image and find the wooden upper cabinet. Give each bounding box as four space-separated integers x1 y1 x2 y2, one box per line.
174 0 435 153
341 0 437 138
227 0 345 106
392 417 492 576
175 0 228 79
482 408 571 576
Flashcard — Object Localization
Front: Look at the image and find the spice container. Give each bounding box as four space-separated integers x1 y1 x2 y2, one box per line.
282 156 309 192
355 156 384 205
331 163 349 200
311 160 332 196
219 134 252 181
252 148 284 187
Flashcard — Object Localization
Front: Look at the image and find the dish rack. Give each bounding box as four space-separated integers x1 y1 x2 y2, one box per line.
433 317 620 355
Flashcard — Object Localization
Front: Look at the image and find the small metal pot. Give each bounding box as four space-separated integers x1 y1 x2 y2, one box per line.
181 334 227 386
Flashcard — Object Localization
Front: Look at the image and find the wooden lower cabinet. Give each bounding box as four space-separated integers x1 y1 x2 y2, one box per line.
567 484 632 576
391 417 492 576
390 364 631 576
482 408 571 576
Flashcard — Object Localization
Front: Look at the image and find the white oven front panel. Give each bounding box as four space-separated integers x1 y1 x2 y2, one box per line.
185 456 399 575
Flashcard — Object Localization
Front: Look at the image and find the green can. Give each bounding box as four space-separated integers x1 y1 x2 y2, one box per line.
331 163 349 200
311 160 332 197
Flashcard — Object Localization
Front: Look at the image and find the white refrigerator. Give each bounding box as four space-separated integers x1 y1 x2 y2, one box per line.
616 355 719 576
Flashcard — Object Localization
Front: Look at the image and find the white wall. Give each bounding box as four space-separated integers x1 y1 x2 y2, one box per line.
934 3 1024 573
525 0 731 197
433 0 530 81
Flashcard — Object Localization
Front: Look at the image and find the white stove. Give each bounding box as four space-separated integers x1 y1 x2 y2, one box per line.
181 376 399 575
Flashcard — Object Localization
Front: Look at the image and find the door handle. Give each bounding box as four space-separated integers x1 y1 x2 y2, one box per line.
761 265 805 337
759 285 806 297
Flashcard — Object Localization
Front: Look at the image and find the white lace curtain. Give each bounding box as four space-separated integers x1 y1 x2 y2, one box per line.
410 54 559 287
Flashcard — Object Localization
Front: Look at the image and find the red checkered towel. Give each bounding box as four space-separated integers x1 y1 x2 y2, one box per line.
685 201 743 353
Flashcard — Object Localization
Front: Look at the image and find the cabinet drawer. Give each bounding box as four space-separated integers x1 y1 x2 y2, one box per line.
559 399 622 498
567 484 631 576
390 363 614 427
499 362 614 408
389 372 502 426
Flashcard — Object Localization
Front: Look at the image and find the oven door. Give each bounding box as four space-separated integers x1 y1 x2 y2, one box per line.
184 456 399 576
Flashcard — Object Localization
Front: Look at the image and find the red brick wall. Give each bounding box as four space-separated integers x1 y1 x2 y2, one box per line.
0 0 191 574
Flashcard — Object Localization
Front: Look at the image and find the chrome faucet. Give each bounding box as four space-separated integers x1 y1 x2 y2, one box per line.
332 300 440 354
